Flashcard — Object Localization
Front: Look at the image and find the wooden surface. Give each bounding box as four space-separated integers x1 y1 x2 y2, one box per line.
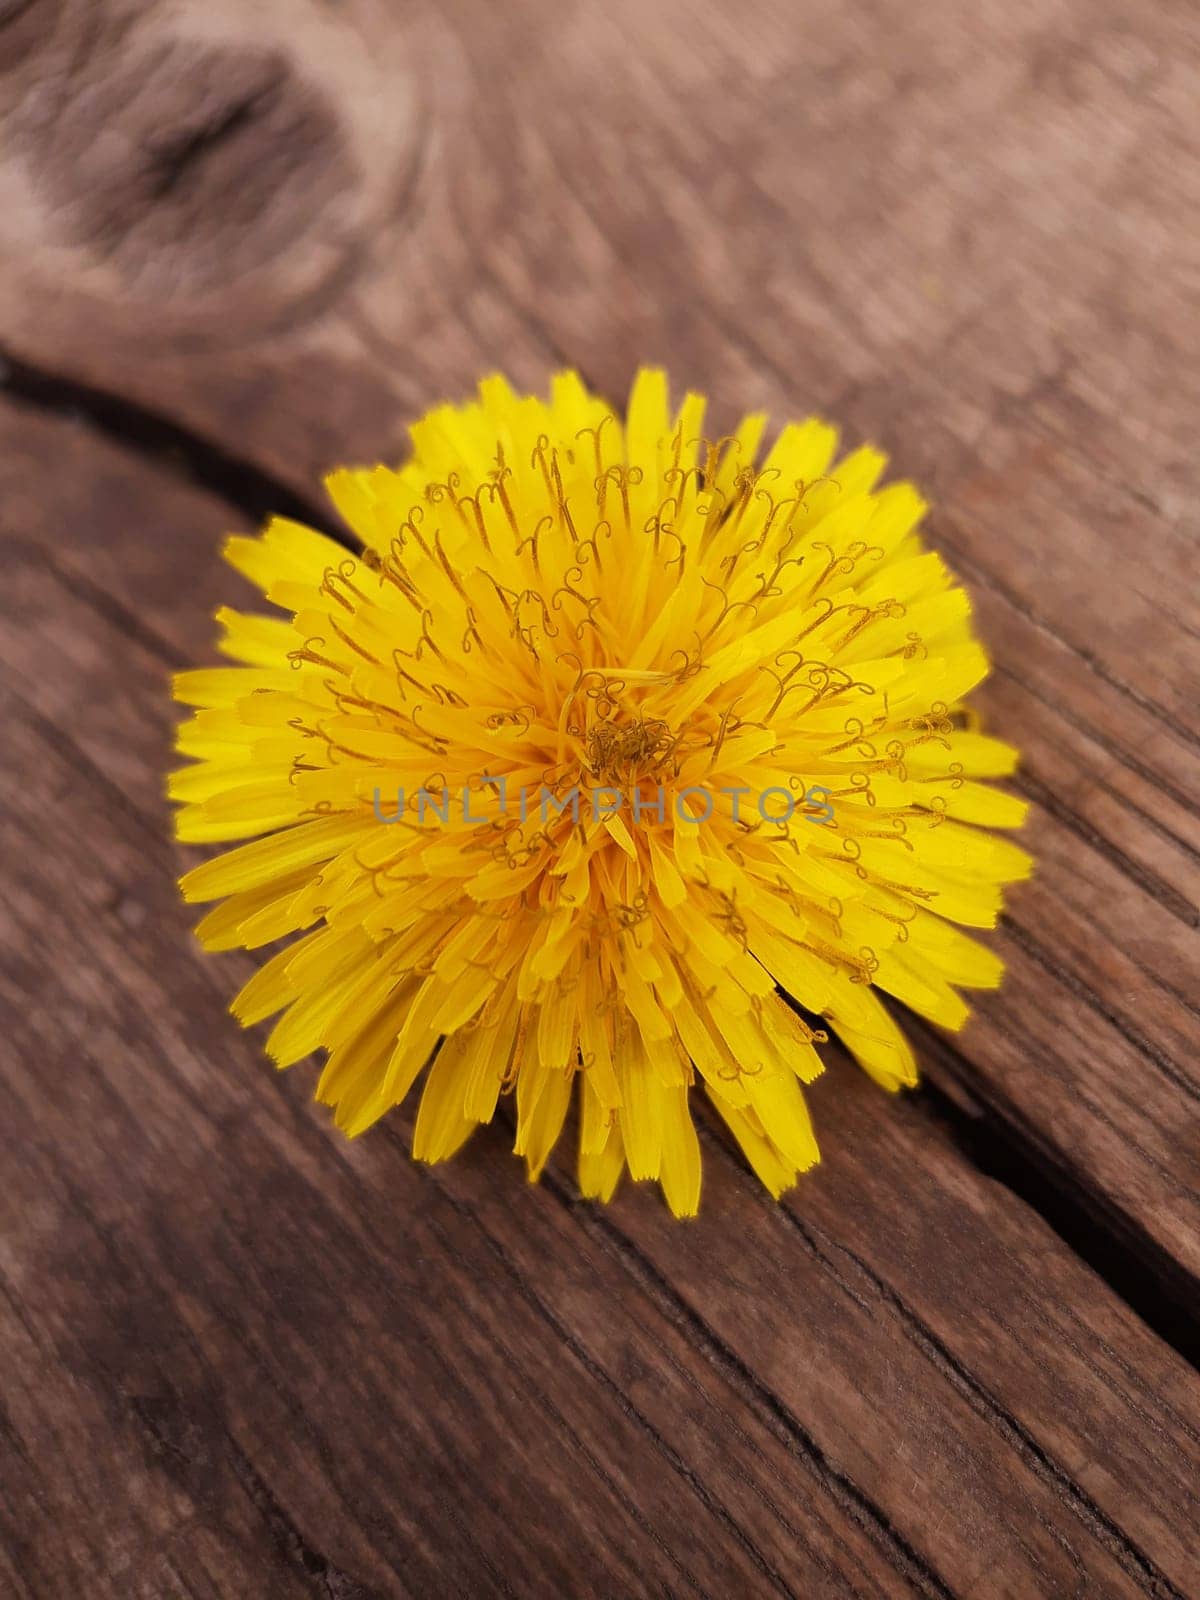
1 1 1198 1595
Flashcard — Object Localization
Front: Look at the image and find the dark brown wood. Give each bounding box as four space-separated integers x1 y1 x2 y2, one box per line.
0 1 1198 1596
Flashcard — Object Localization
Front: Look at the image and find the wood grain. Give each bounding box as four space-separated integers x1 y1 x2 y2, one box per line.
0 0 1198 1595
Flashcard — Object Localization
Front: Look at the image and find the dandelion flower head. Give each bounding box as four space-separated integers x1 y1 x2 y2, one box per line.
172 369 1030 1215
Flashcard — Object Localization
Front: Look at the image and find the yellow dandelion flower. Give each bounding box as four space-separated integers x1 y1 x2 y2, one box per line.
171 369 1031 1216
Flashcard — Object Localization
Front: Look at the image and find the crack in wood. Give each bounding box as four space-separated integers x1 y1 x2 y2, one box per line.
0 348 336 536
913 1068 1200 1371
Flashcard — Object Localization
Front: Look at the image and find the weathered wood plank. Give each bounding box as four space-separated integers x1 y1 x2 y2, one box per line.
2 0 1199 1592
1 394 1198 1595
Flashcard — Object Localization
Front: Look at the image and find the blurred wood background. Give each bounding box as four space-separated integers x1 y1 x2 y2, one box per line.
0 0 1197 1595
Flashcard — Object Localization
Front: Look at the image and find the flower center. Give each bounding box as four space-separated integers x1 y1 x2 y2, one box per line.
583 713 678 787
